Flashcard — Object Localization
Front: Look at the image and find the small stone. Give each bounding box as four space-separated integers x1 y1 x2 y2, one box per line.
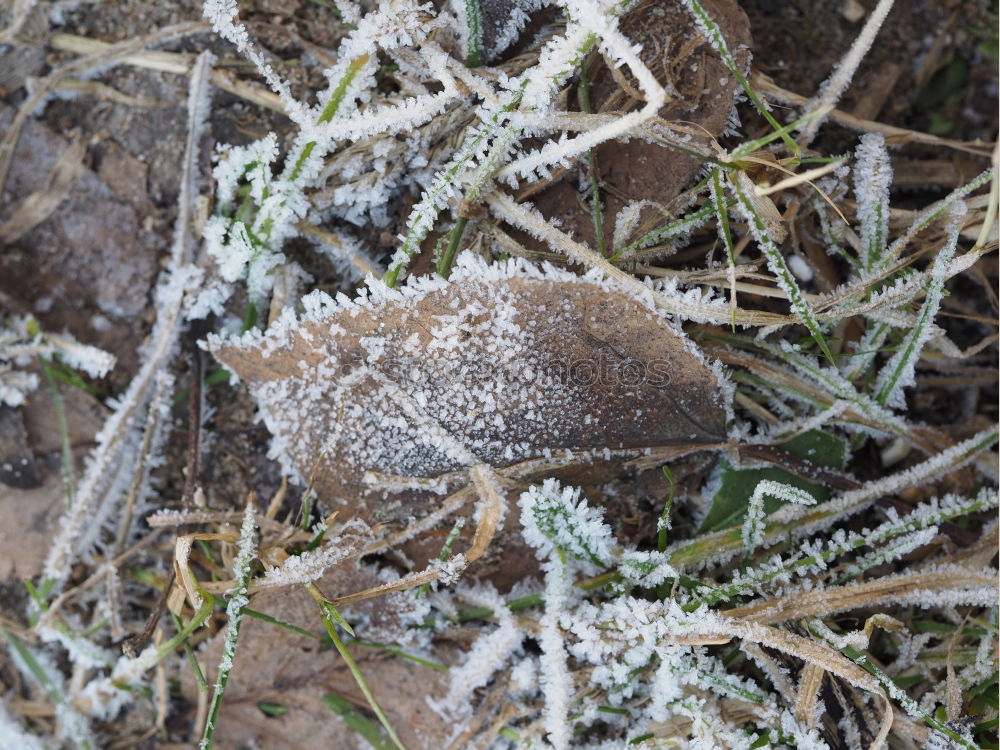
842 0 866 23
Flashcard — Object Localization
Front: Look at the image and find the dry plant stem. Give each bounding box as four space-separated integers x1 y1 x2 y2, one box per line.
146 510 302 536
114 373 171 556
39 529 167 628
725 570 999 623
320 466 501 607
752 73 993 157
973 144 1000 251
122 569 176 659
0 0 36 45
794 662 825 728
181 344 204 513
40 48 212 592
48 32 285 113
0 21 208 196
466 463 505 560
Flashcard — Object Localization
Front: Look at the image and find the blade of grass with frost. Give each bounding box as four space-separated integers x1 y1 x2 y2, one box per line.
679 0 798 156
763 340 907 434
727 170 835 363
41 46 208 592
305 585 406 750
831 527 938 585
667 425 997 569
3 629 94 749
519 479 614 567
657 465 676 553
688 488 996 608
432 83 579 280
881 167 992 272
854 132 892 273
539 555 572 750
840 319 890 381
815 198 857 266
384 87 525 286
741 479 815 562
401 6 637 280
796 0 895 145
608 202 713 262
417 517 464 597
709 167 738 326
578 58 606 255
201 504 257 750
462 0 483 67
873 202 966 410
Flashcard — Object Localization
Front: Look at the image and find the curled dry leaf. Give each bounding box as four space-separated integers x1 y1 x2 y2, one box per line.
209 256 728 568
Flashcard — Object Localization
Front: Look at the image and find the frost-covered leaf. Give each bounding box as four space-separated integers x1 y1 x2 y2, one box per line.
209 256 728 527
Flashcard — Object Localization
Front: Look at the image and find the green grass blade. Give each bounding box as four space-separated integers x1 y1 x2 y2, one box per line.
608 202 714 263
578 58 606 255
873 203 966 408
727 170 834 363
307 585 407 750
679 0 799 156
322 693 397 750
463 0 483 67
201 505 258 749
709 167 738 327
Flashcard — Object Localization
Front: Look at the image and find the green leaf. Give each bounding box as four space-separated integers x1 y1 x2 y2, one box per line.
322 694 397 750
698 430 847 533
258 702 288 717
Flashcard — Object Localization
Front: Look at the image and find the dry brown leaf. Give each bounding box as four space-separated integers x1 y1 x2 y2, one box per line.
522 0 753 253
795 662 826 728
210 260 728 548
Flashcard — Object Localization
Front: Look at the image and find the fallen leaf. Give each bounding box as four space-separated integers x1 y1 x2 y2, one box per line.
209 256 728 540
